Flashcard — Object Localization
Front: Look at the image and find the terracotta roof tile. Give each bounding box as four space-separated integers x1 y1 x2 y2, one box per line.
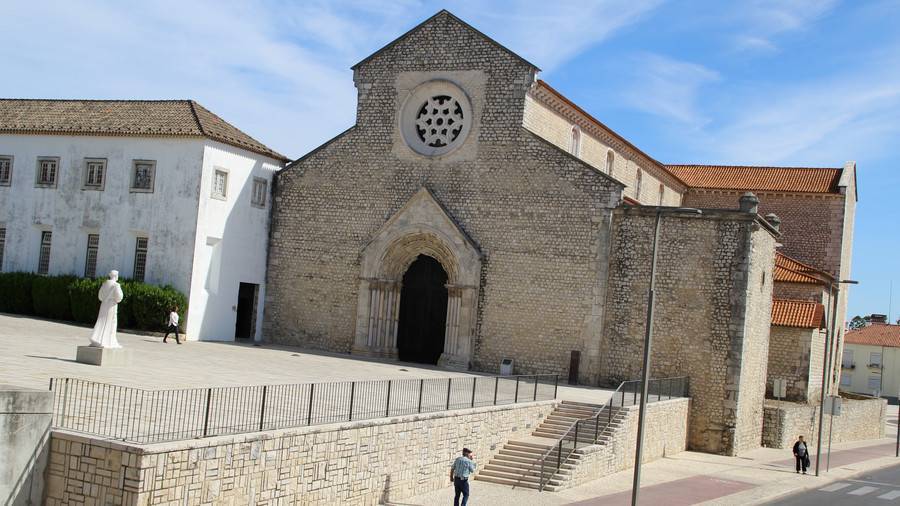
772 299 826 328
845 324 900 347
0 99 288 161
774 252 830 285
666 165 842 193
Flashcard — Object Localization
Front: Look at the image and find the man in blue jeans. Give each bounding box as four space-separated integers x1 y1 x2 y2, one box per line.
450 448 477 506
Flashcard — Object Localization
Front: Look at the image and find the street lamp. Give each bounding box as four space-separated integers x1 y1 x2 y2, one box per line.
815 278 858 476
631 206 701 506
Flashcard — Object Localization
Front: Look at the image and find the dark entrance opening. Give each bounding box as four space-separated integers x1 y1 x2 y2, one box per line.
234 282 259 340
396 255 448 364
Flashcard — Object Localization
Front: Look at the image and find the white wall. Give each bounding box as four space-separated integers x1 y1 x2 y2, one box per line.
0 134 204 294
186 141 280 342
842 343 899 398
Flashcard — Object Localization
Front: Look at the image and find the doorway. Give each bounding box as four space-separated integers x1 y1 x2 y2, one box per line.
396 255 448 364
234 282 259 340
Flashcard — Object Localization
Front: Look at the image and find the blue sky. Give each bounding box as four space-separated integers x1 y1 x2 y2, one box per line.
2 0 898 320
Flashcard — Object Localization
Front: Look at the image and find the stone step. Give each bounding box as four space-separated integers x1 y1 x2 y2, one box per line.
473 474 542 490
489 454 579 470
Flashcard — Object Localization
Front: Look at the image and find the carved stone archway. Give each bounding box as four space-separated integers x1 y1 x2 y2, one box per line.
352 188 482 370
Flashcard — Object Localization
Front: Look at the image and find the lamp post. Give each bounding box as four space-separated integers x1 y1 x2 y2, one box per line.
815 278 858 476
631 207 701 506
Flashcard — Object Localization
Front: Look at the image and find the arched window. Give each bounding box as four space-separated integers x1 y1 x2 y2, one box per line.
658 183 665 205
635 169 643 201
569 126 581 156
606 150 615 175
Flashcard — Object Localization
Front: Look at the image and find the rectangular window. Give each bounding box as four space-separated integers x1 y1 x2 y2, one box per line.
867 376 881 391
83 158 106 190
0 156 12 186
251 177 267 208
84 234 99 278
841 349 853 368
0 227 5 271
131 160 156 192
212 169 228 200
133 237 148 282
840 374 851 387
36 157 60 187
38 231 52 274
869 352 882 367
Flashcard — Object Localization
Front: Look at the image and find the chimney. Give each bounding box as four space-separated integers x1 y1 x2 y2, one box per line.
765 213 781 232
739 192 759 214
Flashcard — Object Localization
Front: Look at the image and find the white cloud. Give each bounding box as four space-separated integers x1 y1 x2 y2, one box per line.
731 0 839 52
621 54 720 126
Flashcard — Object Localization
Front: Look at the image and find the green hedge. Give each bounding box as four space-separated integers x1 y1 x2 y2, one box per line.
0 272 187 332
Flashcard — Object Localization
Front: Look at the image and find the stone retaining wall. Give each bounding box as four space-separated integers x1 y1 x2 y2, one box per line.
762 397 886 449
567 398 690 489
44 400 555 505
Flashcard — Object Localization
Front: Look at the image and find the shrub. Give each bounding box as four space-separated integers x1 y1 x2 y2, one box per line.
32 275 77 320
128 283 188 331
0 272 36 314
69 277 105 324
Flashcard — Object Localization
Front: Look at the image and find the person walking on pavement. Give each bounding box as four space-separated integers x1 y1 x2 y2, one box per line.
793 435 810 474
450 447 476 506
163 305 181 344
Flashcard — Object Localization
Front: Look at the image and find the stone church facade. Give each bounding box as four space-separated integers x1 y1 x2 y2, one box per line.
264 11 856 456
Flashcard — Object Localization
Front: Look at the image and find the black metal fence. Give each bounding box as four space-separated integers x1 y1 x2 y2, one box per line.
537 376 689 491
49 374 558 444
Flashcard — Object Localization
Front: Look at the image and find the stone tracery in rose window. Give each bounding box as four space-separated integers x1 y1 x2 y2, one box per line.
414 95 465 148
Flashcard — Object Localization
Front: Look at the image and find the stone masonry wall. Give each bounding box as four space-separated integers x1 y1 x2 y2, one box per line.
44 400 555 506
767 326 824 402
567 398 690 489
599 205 777 455
762 397 886 449
265 12 622 378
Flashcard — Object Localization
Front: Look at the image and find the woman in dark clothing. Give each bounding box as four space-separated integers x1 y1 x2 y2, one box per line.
793 435 810 474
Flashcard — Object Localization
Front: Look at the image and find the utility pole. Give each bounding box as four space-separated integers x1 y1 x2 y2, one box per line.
631 207 701 506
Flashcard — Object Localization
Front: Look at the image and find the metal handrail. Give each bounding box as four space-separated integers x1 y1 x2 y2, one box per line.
537 376 689 491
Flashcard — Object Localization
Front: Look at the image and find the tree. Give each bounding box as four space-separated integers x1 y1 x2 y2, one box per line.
849 315 866 330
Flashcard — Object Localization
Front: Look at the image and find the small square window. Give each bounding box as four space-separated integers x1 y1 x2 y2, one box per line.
0 156 12 186
212 169 228 200
867 376 881 391
869 352 882 367
36 157 60 188
251 177 267 208
840 374 851 387
131 160 156 192
83 158 106 190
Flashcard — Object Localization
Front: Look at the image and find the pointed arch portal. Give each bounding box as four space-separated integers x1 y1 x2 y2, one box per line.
352 189 482 370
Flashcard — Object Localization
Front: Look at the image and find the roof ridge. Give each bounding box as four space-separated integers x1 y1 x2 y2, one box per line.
187 100 207 136
667 164 841 171
0 98 193 103
772 298 819 303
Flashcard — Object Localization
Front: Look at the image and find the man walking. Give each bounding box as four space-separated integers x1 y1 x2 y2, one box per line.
450 448 476 506
793 435 810 474
163 305 181 344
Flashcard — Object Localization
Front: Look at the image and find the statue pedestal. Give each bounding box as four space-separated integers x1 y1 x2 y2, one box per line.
75 346 133 367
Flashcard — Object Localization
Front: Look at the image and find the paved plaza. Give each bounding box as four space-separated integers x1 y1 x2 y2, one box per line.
0 314 611 405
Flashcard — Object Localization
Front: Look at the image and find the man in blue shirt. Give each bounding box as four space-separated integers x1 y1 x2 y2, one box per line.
450 448 477 506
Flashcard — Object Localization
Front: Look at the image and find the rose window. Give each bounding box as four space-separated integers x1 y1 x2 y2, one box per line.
415 95 465 148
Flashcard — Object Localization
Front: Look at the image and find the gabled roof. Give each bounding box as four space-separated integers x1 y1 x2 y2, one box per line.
774 252 831 285
666 165 842 194
772 299 826 328
0 98 288 161
351 10 539 72
845 324 900 347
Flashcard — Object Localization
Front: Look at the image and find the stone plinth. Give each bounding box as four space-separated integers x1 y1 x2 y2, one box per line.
76 346 132 367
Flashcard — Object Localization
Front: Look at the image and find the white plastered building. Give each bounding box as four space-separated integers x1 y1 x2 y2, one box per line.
0 99 288 341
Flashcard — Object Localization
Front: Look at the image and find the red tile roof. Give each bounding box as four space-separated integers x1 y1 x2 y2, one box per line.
772 299 826 328
666 165 842 194
774 252 830 285
845 324 900 347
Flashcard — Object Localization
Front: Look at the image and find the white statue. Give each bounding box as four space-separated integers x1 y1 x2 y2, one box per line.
88 270 124 348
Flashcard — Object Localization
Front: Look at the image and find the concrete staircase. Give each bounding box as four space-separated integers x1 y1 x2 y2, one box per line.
475 400 629 491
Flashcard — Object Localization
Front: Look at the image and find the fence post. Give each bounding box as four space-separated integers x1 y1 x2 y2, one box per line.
348 382 356 421
202 388 212 437
595 414 599 443
385 380 392 418
533 376 539 401
445 378 452 410
557 439 562 470
554 375 559 399
418 379 424 413
574 421 579 450
493 377 499 405
258 385 268 431
307 383 315 426
514 377 520 403
470 378 476 408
